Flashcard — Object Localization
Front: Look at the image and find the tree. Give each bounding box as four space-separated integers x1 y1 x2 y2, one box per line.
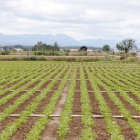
116 38 137 53
65 49 70 56
37 41 43 47
54 42 58 47
23 48 28 51
103 45 110 52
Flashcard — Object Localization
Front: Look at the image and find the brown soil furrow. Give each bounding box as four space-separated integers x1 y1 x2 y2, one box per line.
93 118 110 140
102 92 121 115
114 118 136 140
88 92 101 115
0 117 19 133
33 91 55 114
14 91 41 114
10 117 41 140
0 91 12 99
15 81 31 90
8 91 54 140
39 81 52 90
0 91 27 113
116 93 139 116
40 68 73 140
65 117 84 140
126 92 140 104
64 83 83 139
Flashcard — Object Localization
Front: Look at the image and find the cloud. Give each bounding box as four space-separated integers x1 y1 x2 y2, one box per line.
0 0 140 42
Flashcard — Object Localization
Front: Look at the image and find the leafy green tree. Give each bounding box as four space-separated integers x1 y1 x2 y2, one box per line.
65 49 70 56
37 41 43 47
116 38 137 53
54 42 58 47
103 45 110 52
1 50 10 55
23 48 28 51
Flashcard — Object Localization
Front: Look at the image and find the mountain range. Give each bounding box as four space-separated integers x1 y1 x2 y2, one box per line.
0 33 139 48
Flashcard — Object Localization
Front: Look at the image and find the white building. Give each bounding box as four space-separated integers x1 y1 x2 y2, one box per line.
14 48 23 51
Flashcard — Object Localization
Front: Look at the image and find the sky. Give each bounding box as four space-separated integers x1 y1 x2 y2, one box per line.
0 0 140 43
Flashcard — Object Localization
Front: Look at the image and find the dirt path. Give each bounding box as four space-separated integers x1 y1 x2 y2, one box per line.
40 68 74 140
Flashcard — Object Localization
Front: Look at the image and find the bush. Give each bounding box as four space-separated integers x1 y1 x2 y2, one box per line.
1 50 10 55
121 57 139 63
84 52 87 56
120 57 125 60
23 57 31 61
30 56 37 61
11 57 19 61
38 57 47 61
65 49 70 56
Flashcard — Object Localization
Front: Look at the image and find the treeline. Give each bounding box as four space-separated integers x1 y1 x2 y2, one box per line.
1 45 25 50
31 41 60 51
60 46 102 50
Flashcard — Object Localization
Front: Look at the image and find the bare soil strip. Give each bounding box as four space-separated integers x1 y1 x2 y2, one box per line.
8 68 68 140
64 70 84 140
85 72 110 139
0 91 13 99
65 117 84 140
0 117 19 133
126 92 140 104
40 69 73 140
114 118 136 140
93 118 110 140
10 117 41 140
88 92 101 115
0 91 27 113
116 93 139 116
102 92 121 115
9 91 55 140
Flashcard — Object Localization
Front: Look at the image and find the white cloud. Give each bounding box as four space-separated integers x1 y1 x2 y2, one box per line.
0 0 140 42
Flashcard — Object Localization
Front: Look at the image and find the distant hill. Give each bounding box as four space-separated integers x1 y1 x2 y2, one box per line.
0 33 80 46
0 33 139 48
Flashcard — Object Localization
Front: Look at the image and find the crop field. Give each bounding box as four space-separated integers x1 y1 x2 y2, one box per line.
0 61 140 140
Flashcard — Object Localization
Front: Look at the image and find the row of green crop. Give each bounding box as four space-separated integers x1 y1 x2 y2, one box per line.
0 65 54 97
0 64 63 124
0 65 28 83
80 65 96 139
102 73 139 91
85 65 125 139
0 64 50 90
95 72 140 115
0 65 39 85
0 65 68 140
88 67 140 139
0 65 55 106
0 63 42 87
57 66 77 139
92 65 140 91
25 65 73 140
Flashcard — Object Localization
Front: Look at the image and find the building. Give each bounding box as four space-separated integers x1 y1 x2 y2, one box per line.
70 49 78 52
14 48 23 51
87 49 93 52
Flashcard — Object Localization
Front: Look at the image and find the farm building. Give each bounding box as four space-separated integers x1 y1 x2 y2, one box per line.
80 46 87 51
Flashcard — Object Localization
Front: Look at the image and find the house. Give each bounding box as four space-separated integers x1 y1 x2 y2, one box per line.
87 49 93 52
70 49 78 52
14 48 23 51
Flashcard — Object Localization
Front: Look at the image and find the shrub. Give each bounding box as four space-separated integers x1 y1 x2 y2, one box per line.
65 49 70 56
11 57 19 61
30 56 37 61
38 57 47 61
1 50 10 55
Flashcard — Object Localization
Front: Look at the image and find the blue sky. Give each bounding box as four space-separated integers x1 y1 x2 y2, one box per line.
0 0 140 43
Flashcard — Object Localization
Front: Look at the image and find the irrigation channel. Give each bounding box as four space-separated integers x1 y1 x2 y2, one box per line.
0 61 140 140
